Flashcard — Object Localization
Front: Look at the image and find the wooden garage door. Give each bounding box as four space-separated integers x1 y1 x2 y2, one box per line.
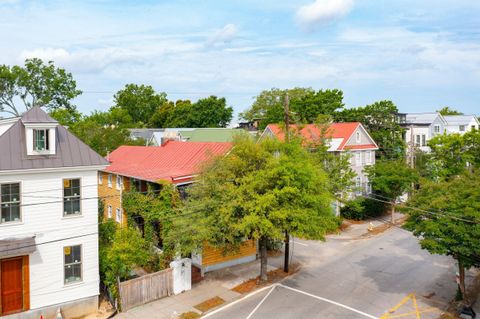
1 257 24 315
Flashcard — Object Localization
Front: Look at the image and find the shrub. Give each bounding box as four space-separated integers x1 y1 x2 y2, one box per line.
340 198 365 220
341 197 387 220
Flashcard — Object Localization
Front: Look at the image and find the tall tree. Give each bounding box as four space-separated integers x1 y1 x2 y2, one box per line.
365 160 418 223
335 100 405 159
424 129 480 181
240 88 344 129
404 173 480 303
150 96 233 128
171 137 338 281
112 84 167 125
0 58 82 116
437 106 463 116
189 96 233 127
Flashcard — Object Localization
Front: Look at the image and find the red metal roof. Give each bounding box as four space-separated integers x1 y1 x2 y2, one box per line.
266 123 377 151
105 141 232 183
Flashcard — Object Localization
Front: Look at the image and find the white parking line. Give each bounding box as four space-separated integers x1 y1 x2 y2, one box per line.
201 284 274 318
202 283 378 319
245 285 276 319
277 284 378 319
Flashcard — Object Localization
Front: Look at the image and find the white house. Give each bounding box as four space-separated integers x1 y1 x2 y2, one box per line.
398 112 479 152
444 115 479 134
261 122 379 196
398 112 448 152
0 107 108 318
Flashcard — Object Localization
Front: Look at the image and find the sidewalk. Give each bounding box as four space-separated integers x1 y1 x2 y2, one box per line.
115 261 276 319
327 212 405 241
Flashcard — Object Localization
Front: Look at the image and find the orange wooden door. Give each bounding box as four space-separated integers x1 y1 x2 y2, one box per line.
1 257 24 315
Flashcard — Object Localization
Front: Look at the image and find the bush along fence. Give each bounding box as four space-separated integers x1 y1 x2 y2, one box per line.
117 258 192 312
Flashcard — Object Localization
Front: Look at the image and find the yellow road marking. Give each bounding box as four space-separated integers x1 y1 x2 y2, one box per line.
381 293 442 319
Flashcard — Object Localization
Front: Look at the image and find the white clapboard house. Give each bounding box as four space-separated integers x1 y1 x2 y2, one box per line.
0 107 108 318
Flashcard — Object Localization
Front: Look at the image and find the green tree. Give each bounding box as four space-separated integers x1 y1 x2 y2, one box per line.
112 84 167 125
404 173 480 302
335 100 405 159
240 88 344 130
174 137 338 281
188 96 233 127
49 107 82 127
437 106 463 116
365 160 418 223
70 116 143 156
99 223 151 298
0 58 81 116
426 130 480 180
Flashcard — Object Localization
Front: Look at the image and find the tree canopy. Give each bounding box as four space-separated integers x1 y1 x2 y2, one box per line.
171 136 339 280
240 88 344 129
426 130 480 180
365 159 418 222
150 96 233 128
112 84 167 125
404 173 480 301
437 106 463 116
0 58 81 116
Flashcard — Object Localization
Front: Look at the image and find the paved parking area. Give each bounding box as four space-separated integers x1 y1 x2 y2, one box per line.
204 227 464 319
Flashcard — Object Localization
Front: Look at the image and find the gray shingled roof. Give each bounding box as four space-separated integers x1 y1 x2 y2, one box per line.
21 107 58 123
443 115 479 126
405 112 442 125
0 107 108 171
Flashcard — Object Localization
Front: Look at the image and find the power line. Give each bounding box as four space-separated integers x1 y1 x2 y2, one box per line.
360 194 479 224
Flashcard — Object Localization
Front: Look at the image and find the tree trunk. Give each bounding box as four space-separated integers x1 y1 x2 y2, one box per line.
458 259 469 304
259 236 268 282
391 203 395 224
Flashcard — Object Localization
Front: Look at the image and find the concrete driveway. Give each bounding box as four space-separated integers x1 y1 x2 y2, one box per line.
204 226 461 319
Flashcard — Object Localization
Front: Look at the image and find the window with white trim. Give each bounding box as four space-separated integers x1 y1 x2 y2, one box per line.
356 131 361 143
108 174 112 188
98 172 103 185
33 128 50 151
355 152 361 166
434 125 440 134
116 208 122 223
355 177 361 195
0 183 21 223
107 205 112 218
415 135 421 147
459 125 465 132
366 151 371 164
63 179 81 216
116 175 123 190
421 135 426 146
64 245 82 284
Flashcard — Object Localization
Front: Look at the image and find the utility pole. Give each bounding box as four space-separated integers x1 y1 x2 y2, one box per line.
283 93 290 273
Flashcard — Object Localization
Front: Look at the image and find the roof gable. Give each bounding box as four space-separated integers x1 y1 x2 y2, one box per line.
0 108 108 171
264 123 378 151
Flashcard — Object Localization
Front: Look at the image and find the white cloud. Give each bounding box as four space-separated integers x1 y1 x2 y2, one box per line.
207 24 238 46
296 0 353 30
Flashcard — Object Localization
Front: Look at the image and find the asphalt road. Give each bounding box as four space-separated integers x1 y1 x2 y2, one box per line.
204 227 458 319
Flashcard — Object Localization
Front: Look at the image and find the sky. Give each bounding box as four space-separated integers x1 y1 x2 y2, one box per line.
1 0 479 119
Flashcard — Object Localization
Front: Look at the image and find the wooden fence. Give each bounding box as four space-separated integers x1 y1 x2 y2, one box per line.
119 268 173 311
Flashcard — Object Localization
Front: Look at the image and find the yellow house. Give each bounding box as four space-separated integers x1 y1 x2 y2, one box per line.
98 141 257 277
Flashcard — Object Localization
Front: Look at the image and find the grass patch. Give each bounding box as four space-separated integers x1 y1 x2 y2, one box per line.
178 311 201 319
194 296 225 312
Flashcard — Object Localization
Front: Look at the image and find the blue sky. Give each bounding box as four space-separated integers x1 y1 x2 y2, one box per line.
1 0 479 119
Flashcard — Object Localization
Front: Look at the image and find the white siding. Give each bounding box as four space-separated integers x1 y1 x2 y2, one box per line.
0 169 100 310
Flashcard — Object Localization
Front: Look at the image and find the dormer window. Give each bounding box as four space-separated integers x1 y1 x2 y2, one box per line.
33 128 50 151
